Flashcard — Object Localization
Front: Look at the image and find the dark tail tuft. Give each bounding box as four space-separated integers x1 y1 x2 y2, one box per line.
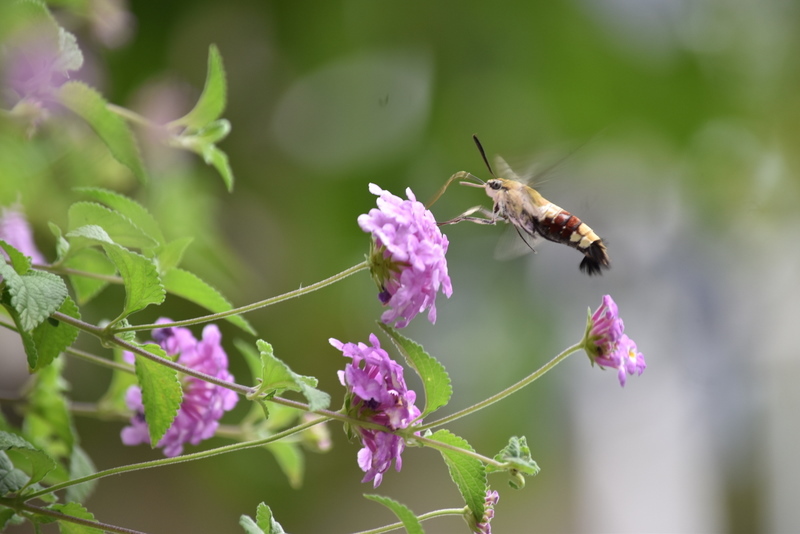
579 241 610 276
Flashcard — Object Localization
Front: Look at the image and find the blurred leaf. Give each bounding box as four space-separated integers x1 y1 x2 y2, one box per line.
74 187 165 245
429 429 486 525
65 445 96 504
201 143 234 192
156 237 193 273
48 223 70 264
265 441 304 489
253 340 330 411
68 202 158 251
170 44 227 130
134 344 182 448
363 494 423 534
50 502 103 534
162 268 254 335
240 502 286 534
64 248 115 305
378 323 452 417
30 295 80 371
56 81 147 183
25 360 75 456
0 450 29 496
0 431 56 487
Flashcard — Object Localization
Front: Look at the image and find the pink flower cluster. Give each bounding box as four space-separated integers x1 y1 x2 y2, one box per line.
330 334 421 487
586 295 646 387
121 319 238 457
358 183 452 328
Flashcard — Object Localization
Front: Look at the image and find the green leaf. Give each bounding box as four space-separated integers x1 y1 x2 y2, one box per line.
1 267 67 332
67 226 165 322
134 344 182 447
253 340 330 411
2 301 39 368
0 507 17 530
65 445 96 504
162 268 255 335
157 237 194 273
50 502 103 534
49 222 71 263
0 450 29 496
202 140 235 192
74 187 165 245
56 81 147 184
378 324 452 417
266 441 304 489
68 202 158 251
25 360 76 456
430 429 487 524
170 44 227 130
63 248 115 305
364 494 424 534
240 502 286 534
0 431 56 487
0 240 31 273
488 436 539 489
30 295 80 371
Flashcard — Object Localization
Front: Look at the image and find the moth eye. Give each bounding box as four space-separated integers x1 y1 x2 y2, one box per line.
489 181 502 190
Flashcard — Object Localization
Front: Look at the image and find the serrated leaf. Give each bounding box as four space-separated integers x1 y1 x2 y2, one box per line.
68 201 157 251
56 81 147 183
364 494 424 534
157 237 193 273
74 187 165 245
0 451 29 495
378 324 452 417
3 268 67 332
170 45 227 130
0 431 56 487
163 268 255 335
266 441 304 489
430 429 486 524
253 340 330 411
240 502 286 534
50 502 103 534
30 295 80 371
55 27 83 73
134 345 182 447
0 240 31 274
2 301 39 368
64 248 115 305
64 228 164 323
65 445 96 504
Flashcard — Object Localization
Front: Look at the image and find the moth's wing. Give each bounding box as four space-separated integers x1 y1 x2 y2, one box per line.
494 155 546 185
493 220 544 261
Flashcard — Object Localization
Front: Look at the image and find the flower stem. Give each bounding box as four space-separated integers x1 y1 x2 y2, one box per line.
3 500 146 534
25 416 330 501
112 260 370 333
417 341 584 431
352 507 466 534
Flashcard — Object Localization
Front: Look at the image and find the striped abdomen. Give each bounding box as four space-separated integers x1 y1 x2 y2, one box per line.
535 204 609 276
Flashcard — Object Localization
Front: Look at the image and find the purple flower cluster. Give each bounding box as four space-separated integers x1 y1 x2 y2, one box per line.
121 319 238 457
585 295 646 387
358 183 453 328
0 205 45 264
474 489 499 534
330 334 421 487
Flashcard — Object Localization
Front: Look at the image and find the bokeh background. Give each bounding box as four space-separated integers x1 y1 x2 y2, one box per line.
2 0 800 532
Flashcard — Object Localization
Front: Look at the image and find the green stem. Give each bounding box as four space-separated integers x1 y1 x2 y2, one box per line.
417 341 584 431
113 260 370 333
66 346 134 374
1 499 147 534
25 416 330 501
106 103 161 130
411 432 502 468
353 507 466 534
35 263 123 284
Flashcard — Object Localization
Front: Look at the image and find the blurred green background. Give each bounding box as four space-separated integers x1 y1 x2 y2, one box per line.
2 0 800 532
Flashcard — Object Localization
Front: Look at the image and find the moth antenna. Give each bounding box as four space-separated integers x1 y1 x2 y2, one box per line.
472 134 496 177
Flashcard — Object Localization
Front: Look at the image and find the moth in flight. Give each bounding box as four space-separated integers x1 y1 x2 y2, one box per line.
433 135 610 275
